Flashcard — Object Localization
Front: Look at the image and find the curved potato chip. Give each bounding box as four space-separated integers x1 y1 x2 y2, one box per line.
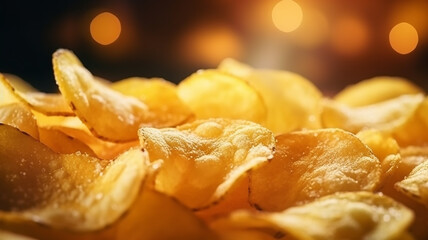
0 124 149 232
393 97 428 146
196 174 253 223
211 192 413 240
334 76 424 107
34 112 138 160
321 94 424 133
3 73 37 93
262 192 413 240
0 230 36 240
111 77 194 126
0 103 39 139
249 128 381 211
38 127 96 155
53 49 171 142
0 74 73 116
113 187 217 240
219 58 322 134
356 129 401 189
139 118 275 209
396 160 428 207
177 69 267 124
0 74 20 106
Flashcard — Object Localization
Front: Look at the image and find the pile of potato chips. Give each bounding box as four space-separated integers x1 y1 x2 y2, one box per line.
1 49 427 240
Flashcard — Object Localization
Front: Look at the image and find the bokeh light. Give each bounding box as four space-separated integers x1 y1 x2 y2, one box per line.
178 23 243 66
90 12 122 45
330 16 370 56
289 7 328 48
389 22 419 55
272 0 303 33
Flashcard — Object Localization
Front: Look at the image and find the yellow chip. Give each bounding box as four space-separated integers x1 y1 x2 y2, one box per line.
212 192 414 240
111 77 194 126
34 112 138 160
112 187 217 240
322 94 424 133
356 129 401 189
0 103 39 139
2 73 37 93
219 58 323 134
0 124 149 233
139 118 275 209
177 69 267 124
393 97 428 146
263 192 413 240
396 159 428 207
334 76 424 107
53 49 178 142
0 74 73 116
249 128 381 211
38 127 96 155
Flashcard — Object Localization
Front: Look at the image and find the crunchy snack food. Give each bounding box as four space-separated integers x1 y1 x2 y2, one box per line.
1 50 428 239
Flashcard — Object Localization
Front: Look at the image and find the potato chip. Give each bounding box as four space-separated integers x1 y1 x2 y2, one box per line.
196 174 253 223
33 112 138 160
0 230 36 240
261 192 413 240
321 94 424 133
53 49 178 142
393 97 428 147
0 103 39 139
0 124 149 232
356 129 401 189
138 118 275 209
396 159 428 207
249 128 381 211
112 187 217 240
219 58 322 134
0 74 21 106
111 77 194 126
334 76 424 107
380 148 428 239
177 69 267 124
0 73 74 116
2 73 37 93
38 127 96 155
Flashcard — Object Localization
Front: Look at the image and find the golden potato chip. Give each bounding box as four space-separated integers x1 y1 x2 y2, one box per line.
0 73 20 106
53 49 178 142
209 209 285 239
33 112 138 160
0 73 73 116
196 174 253 223
2 73 37 93
219 58 322 134
112 187 217 240
393 97 428 146
38 127 96 155
249 128 381 211
0 124 149 232
177 69 267 124
334 76 424 107
321 94 424 133
356 129 401 189
381 147 428 239
139 118 275 209
0 230 36 240
111 77 194 126
0 103 39 139
396 159 428 207
261 192 413 240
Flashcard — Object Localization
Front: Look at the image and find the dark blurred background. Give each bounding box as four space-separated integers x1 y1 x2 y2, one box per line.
0 0 427 94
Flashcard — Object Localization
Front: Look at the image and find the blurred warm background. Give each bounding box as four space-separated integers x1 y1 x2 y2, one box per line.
0 0 427 94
